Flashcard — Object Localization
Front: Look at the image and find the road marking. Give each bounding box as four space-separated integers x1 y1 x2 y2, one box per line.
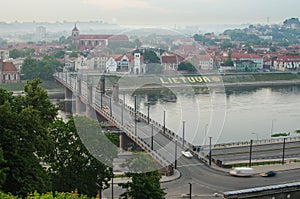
177 163 204 168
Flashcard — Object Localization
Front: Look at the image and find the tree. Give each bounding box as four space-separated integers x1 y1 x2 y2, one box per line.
49 116 117 196
21 56 61 80
0 147 8 188
143 50 160 63
119 153 166 199
178 62 196 72
0 79 59 196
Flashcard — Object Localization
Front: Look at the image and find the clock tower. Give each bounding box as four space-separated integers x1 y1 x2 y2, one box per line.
71 24 80 48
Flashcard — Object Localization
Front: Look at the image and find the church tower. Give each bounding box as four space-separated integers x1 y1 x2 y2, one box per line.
71 24 80 49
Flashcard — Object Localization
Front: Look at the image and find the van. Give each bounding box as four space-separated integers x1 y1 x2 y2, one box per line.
229 167 254 177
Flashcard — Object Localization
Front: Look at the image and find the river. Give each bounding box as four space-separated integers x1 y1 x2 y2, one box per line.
56 85 300 146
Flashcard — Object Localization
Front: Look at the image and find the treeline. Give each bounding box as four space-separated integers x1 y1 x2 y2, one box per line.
21 56 62 80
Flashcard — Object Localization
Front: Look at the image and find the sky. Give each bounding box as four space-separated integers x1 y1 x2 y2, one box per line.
1 0 299 25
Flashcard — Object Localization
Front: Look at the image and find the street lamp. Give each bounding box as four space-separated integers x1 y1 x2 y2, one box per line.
174 139 178 169
209 137 212 166
271 119 276 138
188 182 192 199
147 102 150 124
134 95 137 136
182 121 186 148
163 110 166 135
249 139 253 167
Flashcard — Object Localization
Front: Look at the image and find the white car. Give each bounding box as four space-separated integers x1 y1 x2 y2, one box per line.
182 150 193 158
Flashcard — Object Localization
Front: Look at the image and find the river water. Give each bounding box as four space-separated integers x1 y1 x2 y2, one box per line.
119 85 300 145
57 85 300 146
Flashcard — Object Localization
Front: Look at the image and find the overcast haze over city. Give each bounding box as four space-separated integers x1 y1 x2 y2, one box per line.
1 0 299 25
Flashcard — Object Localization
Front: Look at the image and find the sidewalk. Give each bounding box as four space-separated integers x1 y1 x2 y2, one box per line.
210 160 300 174
109 169 181 184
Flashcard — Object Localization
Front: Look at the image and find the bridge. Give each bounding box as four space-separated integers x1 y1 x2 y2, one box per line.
54 72 199 174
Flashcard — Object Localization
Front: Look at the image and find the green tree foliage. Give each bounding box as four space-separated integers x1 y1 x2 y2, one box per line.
54 50 65 59
9 48 35 59
0 79 59 196
0 191 92 199
119 153 166 199
0 147 8 188
21 56 61 80
143 50 160 63
49 116 117 196
178 62 196 72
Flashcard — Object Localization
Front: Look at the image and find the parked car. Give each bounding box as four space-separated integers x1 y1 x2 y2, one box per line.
260 171 276 177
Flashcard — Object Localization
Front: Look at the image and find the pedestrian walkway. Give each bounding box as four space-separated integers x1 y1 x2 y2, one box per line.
210 159 300 174
109 169 181 184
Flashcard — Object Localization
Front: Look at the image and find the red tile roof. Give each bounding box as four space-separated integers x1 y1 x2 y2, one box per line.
231 53 262 59
1 61 18 72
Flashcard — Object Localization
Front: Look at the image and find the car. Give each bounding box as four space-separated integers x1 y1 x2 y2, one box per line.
181 150 193 158
260 171 276 177
229 167 254 177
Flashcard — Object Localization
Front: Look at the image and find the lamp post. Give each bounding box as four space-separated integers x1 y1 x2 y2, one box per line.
151 123 154 150
109 97 112 116
282 137 286 165
134 95 137 136
174 139 178 169
271 119 276 138
111 173 114 199
249 139 253 167
204 124 208 146
182 121 186 148
147 102 150 124
209 137 212 166
188 183 192 199
100 91 103 109
163 110 166 135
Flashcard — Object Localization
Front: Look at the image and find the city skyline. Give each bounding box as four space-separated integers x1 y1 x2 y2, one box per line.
1 0 299 25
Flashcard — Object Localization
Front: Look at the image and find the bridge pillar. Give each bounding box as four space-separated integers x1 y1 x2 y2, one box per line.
75 78 82 115
64 87 72 99
113 83 119 103
86 84 93 118
100 75 105 94
119 133 124 150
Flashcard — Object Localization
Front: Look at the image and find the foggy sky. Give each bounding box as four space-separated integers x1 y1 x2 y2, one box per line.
1 0 299 25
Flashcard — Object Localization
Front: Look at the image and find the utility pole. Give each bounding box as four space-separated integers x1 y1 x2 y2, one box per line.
147 102 150 124
109 97 112 116
151 123 154 150
174 139 178 169
249 139 253 167
100 91 103 109
182 121 186 148
282 137 286 165
163 110 166 135
189 183 192 199
209 137 212 166
134 95 137 136
111 173 114 199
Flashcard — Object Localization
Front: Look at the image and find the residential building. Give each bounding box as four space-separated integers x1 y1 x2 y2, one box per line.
0 50 9 60
231 53 263 69
0 59 20 83
274 55 300 71
71 24 129 50
161 52 185 74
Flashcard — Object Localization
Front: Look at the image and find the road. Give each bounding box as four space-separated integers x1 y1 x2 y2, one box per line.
162 156 300 198
211 141 300 163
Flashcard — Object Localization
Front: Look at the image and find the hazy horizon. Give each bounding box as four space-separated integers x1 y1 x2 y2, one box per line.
1 0 299 26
